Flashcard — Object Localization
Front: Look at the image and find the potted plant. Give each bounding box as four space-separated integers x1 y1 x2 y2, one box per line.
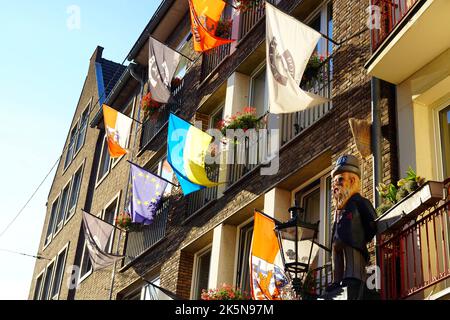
115 212 132 231
216 107 262 138
141 92 162 120
237 0 264 12
201 284 250 300
215 18 233 39
301 53 325 87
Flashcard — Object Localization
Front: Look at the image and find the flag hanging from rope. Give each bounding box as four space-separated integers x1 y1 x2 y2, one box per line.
102 105 133 158
188 0 234 52
266 3 329 114
82 211 124 271
250 211 288 300
128 162 168 225
167 113 218 196
148 37 182 104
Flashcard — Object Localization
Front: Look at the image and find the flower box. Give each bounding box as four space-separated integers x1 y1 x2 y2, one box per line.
376 181 445 234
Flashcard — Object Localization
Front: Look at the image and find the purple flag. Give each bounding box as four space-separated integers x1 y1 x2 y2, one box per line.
129 163 168 225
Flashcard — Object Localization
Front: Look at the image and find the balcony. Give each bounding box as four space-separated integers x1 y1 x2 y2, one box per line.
366 0 450 84
124 199 170 264
238 0 276 41
378 179 450 299
185 164 220 218
140 80 184 149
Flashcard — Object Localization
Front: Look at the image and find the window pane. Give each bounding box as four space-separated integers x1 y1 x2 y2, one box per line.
195 250 211 299
302 188 321 224
55 185 70 233
104 200 117 253
51 249 67 299
64 128 77 168
143 278 161 300
80 241 92 279
76 109 89 153
160 159 174 196
68 168 82 217
97 136 111 182
251 69 267 117
439 106 450 178
237 224 253 295
45 198 59 245
41 263 54 300
33 275 43 300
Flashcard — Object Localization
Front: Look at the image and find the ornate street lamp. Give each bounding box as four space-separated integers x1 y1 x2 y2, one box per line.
275 207 320 298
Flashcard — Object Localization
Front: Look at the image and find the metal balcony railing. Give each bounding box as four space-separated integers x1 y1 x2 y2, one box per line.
280 57 333 145
371 0 420 51
238 0 276 40
185 163 220 218
379 180 450 299
140 80 184 149
124 199 170 264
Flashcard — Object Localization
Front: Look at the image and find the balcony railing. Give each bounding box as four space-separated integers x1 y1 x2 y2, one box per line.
280 58 333 145
238 0 276 40
185 163 220 218
140 80 184 149
201 44 232 81
124 199 170 264
379 181 450 299
371 0 420 51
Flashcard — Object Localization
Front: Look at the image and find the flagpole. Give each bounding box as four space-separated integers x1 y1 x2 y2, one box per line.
126 160 180 188
82 209 124 232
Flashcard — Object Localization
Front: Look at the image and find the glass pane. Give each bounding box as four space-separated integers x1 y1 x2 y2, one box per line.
161 159 174 196
104 200 117 253
303 188 321 224
33 275 43 300
195 250 211 299
80 241 92 278
238 224 253 295
327 2 333 56
439 106 450 178
64 128 77 168
45 198 59 244
51 249 66 299
251 68 268 117
309 14 321 55
325 176 332 262
55 185 70 232
41 263 54 300
97 137 111 182
68 169 82 216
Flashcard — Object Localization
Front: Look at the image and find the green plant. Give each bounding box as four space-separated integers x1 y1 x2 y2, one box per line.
376 202 393 216
376 183 398 204
201 284 250 300
215 18 233 39
216 107 262 136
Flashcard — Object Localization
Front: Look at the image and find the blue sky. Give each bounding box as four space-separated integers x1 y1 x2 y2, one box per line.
0 0 160 300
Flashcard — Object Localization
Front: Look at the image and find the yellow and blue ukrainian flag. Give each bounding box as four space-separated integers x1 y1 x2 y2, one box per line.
167 113 218 195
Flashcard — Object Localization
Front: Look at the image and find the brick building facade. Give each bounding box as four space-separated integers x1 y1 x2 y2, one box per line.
31 0 440 300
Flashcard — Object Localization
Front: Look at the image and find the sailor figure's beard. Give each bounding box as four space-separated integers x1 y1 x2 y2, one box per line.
333 186 352 209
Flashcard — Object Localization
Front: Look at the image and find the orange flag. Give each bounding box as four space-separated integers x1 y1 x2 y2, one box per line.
250 211 288 300
188 0 234 52
102 105 133 158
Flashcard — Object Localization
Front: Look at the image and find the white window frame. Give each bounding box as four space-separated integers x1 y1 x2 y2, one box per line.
249 62 268 117
190 244 212 300
112 97 136 169
33 270 45 300
78 239 93 285
432 98 450 181
41 257 57 301
291 167 332 268
53 178 72 238
50 242 70 300
101 191 121 254
44 194 61 249
96 134 113 188
304 0 333 57
233 216 254 290
65 160 85 225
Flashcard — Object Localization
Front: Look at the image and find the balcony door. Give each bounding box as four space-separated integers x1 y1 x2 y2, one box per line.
438 105 450 179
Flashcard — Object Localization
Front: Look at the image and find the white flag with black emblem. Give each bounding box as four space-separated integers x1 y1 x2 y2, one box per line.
148 37 182 104
266 3 329 114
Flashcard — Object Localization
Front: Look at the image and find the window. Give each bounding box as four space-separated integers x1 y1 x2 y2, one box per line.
103 198 119 254
64 127 77 169
293 174 333 267
439 106 450 178
309 2 333 57
67 166 83 220
45 198 59 246
79 239 93 281
250 66 268 117
33 273 44 300
192 247 211 299
54 183 70 234
236 222 254 295
151 157 175 197
123 276 172 300
50 247 67 299
97 135 112 184
75 108 89 154
41 261 55 300
173 32 192 81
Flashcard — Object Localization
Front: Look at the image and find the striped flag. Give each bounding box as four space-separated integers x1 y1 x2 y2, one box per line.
102 105 133 158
